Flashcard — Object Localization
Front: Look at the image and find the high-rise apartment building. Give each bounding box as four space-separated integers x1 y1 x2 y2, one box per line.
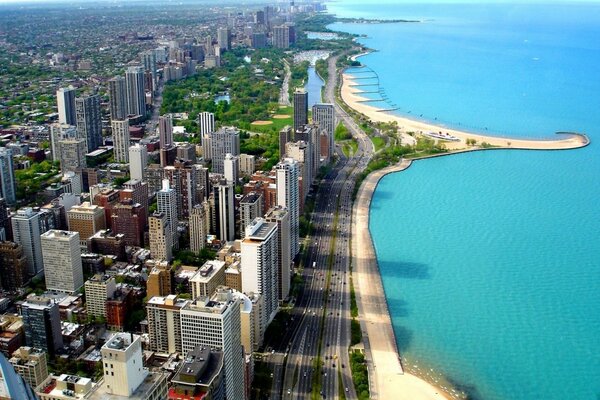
164 160 196 219
285 140 312 204
84 274 116 319
146 295 188 355
157 179 178 239
312 103 335 161
293 89 308 131
239 192 263 238
56 86 76 125
148 212 173 262
146 261 172 299
213 179 235 242
9 347 49 389
58 138 87 172
108 76 127 120
294 124 321 180
75 93 102 152
11 208 44 277
50 124 77 162
265 206 292 301
110 200 146 247
0 241 28 291
180 288 246 400
125 66 146 118
273 25 290 49
141 51 157 91
121 179 149 218
210 127 240 174
18 296 63 357
224 153 239 184
276 158 300 258
217 27 231 51
241 218 279 323
158 115 173 149
189 203 208 254
0 148 16 205
111 119 130 163
67 202 106 246
239 154 256 176
198 112 215 159
41 230 83 293
190 260 226 299
128 144 148 181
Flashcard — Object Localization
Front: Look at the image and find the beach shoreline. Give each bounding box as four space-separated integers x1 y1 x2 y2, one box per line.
341 73 589 151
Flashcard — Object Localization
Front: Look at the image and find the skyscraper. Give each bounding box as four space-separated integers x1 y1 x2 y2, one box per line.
180 288 246 400
50 124 77 161
0 148 16 205
19 296 63 357
141 50 157 92
217 27 231 51
108 76 127 120
84 274 116 319
0 242 28 291
213 179 235 242
11 208 44 277
211 127 240 174
41 230 83 293
148 212 173 262
157 179 178 240
56 86 76 125
198 112 215 157
293 88 308 131
111 119 130 163
223 153 239 184
128 144 147 181
58 138 87 172
273 25 290 49
265 206 292 300
241 218 279 323
158 115 173 149
125 66 146 118
189 204 208 254
146 295 188 355
75 93 102 152
67 202 106 246
276 158 300 258
312 103 335 160
163 160 196 219
239 191 263 238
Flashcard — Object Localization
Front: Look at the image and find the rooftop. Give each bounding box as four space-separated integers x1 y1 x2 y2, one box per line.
171 346 223 388
190 260 226 283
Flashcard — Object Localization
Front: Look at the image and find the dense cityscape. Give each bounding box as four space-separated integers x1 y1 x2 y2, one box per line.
0 1 376 399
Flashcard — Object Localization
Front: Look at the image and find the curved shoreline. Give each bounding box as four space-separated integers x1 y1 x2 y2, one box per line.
342 74 589 151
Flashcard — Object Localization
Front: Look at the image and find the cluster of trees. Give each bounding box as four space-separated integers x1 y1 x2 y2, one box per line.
334 122 352 141
14 160 60 202
350 351 370 400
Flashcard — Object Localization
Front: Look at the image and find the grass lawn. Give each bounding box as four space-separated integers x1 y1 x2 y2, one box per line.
371 136 386 152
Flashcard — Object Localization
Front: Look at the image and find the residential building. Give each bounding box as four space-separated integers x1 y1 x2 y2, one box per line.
285 140 312 204
157 179 178 239
159 115 173 150
18 296 63 357
125 66 146 118
56 87 76 125
213 179 235 242
0 352 38 399
0 241 28 291
239 154 256 176
224 153 239 184
239 192 263 238
9 347 48 388
276 158 300 258
36 374 95 400
75 93 102 152
111 119 130 163
164 160 196 219
293 89 308 131
146 261 172 299
312 103 335 161
0 148 16 205
149 212 173 262
210 127 240 174
110 200 145 247
146 295 188 355
11 208 44 277
41 230 83 293
58 138 87 172
273 25 290 49
190 260 227 299
168 346 224 400
108 76 127 120
50 124 77 162
189 203 208 254
84 274 116 319
294 124 321 178
279 125 293 161
88 230 126 261
265 206 292 301
217 27 231 51
121 179 149 218
67 202 105 246
128 144 148 181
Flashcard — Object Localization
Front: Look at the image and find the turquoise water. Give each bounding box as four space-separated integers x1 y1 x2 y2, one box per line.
329 3 600 400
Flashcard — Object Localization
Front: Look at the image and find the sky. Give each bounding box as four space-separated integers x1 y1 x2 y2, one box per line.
1 0 599 4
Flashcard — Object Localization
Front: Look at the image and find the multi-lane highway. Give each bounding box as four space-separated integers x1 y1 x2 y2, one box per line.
267 54 374 400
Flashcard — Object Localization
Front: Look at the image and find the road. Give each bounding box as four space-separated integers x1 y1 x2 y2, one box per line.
269 53 375 400
279 60 292 107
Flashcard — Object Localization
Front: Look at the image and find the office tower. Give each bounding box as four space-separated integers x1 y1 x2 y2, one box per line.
128 144 148 181
56 86 76 125
19 297 63 357
0 242 27 291
241 218 279 323
0 352 38 399
110 201 146 247
75 93 102 152
41 230 83 293
141 50 157 91
94 333 168 399
159 115 173 149
293 89 308 131
67 202 106 246
239 192 263 238
211 127 240 174
239 154 256 176
312 103 335 160
264 206 292 300
111 119 130 163
11 208 44 277
180 288 246 400
108 76 127 120
125 66 146 118
189 204 208 254
198 112 215 156
146 295 188 355
224 153 239 184
273 25 290 49
84 274 116 319
0 148 16 205
58 138 87 172
121 179 149 218
9 347 48 389
149 212 173 262
50 124 77 161
157 179 178 238
170 346 224 400
164 160 196 219
190 260 226 299
213 180 235 242
217 27 231 51
276 158 300 258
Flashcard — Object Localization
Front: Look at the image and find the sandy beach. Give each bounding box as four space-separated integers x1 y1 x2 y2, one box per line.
341 74 588 151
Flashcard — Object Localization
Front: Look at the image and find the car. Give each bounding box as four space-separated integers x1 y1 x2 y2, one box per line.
342 364 345 368
345 387 349 392
287 389 291 395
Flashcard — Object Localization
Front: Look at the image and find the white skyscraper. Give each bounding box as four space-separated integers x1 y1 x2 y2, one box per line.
56 86 76 125
111 119 130 163
180 288 247 400
241 218 279 323
41 230 83 293
223 153 239 184
276 158 300 258
11 208 44 277
0 148 16 205
265 206 292 301
157 179 178 239
198 112 215 136
128 144 148 181
213 179 235 242
210 127 240 174
125 66 146 118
